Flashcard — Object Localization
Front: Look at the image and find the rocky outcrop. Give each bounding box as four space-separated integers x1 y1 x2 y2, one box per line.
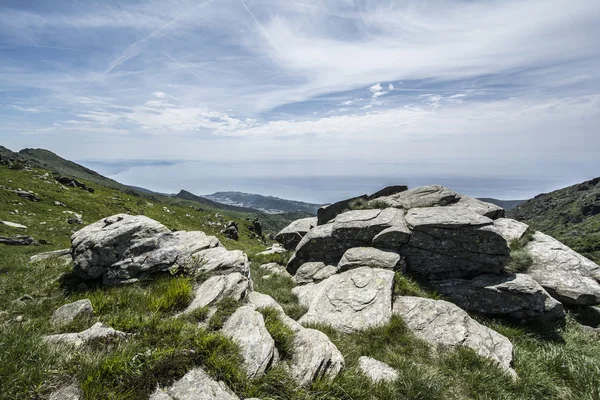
286 224 346 275
275 217 317 250
295 267 395 333
293 262 337 284
393 296 514 374
493 218 529 241
288 328 345 386
451 196 505 219
247 292 303 332
221 306 278 378
150 367 240 400
317 195 367 225
181 273 249 315
191 247 249 278
331 208 407 247
51 299 94 328
366 185 408 200
358 356 399 383
43 322 127 348
0 235 38 245
372 185 460 210
525 232 600 306
431 274 565 321
337 247 403 272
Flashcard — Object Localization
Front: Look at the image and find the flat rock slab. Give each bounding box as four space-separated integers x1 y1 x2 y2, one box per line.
374 185 460 210
338 247 403 272
331 208 407 247
358 356 399 383
51 299 94 328
525 232 600 306
393 296 514 375
182 273 249 315
43 322 126 348
431 274 565 322
29 248 71 264
0 220 27 229
493 218 529 242
296 267 395 333
275 217 317 250
150 367 240 400
221 306 277 378
450 196 505 219
294 262 338 284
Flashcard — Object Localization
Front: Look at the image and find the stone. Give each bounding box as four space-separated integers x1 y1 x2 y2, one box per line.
374 185 460 210
247 291 303 332
51 299 95 328
358 356 399 383
68 217 83 225
287 328 345 386
493 218 530 242
525 232 600 306
151 367 240 400
296 267 395 333
220 221 239 241
257 243 286 256
318 195 368 225
43 322 127 348
259 262 292 279
0 235 38 245
451 196 505 219
191 247 250 278
0 220 27 229
331 208 408 247
71 214 221 284
221 306 277 378
431 274 565 322
181 273 249 314
29 248 72 264
286 224 347 275
275 217 318 250
48 382 82 400
294 262 338 284
338 247 403 272
574 305 600 328
372 226 411 250
393 296 514 374
366 185 409 200
403 207 510 280
8 189 40 202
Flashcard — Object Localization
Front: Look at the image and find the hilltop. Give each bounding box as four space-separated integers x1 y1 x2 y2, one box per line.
203 191 321 214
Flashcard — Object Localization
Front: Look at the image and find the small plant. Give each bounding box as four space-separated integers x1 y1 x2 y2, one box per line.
394 272 441 299
207 297 242 331
182 306 210 324
505 230 535 273
258 307 295 360
150 277 193 313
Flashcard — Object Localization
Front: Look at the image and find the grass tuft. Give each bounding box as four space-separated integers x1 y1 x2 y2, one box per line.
258 307 296 360
207 297 243 331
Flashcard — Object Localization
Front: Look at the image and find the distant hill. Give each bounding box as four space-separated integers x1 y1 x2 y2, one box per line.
478 198 526 211
175 190 260 213
508 177 600 263
203 191 321 214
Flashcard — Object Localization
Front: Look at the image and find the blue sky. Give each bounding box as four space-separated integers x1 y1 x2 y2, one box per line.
1 0 599 189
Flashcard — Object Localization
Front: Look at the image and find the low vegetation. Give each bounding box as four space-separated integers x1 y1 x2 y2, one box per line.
505 230 535 273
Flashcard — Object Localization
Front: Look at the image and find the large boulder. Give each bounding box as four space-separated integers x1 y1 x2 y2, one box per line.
191 247 250 278
150 367 239 400
493 218 529 242
403 207 510 280
373 185 460 210
275 217 317 250
221 306 278 378
338 247 403 272
525 232 600 306
51 299 94 328
181 273 249 315
71 214 221 284
358 356 399 383
393 296 514 374
431 274 565 322
294 262 337 284
43 322 127 348
317 195 368 225
451 196 505 219
295 267 395 333
331 208 408 247
286 224 347 275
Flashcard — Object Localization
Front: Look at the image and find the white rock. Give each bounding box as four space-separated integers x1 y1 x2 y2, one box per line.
43 322 127 348
181 273 249 314
51 299 94 328
358 356 399 383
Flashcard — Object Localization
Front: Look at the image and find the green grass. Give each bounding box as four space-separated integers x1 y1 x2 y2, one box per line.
258 307 296 360
207 297 243 331
394 272 442 299
505 229 535 273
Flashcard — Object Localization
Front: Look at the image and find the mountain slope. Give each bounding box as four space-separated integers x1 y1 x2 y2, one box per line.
478 198 526 211
508 177 600 263
203 191 321 214
175 189 259 213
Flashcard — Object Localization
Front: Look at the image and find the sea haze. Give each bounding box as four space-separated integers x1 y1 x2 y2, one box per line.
77 159 584 204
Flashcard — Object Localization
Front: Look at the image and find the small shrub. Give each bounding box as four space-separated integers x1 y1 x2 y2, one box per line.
258 307 295 360
207 297 242 331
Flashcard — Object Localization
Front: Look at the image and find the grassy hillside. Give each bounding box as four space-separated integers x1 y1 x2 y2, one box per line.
508 177 600 263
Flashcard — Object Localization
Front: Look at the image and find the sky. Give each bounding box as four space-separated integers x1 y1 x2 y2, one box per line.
1 0 599 200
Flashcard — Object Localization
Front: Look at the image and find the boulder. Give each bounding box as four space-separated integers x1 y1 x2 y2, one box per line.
294 262 338 284
451 196 505 219
403 207 510 280
71 214 221 284
259 262 292 279
275 217 317 250
29 248 71 264
331 208 408 247
0 220 27 229
43 322 127 348
373 185 460 210
338 247 403 272
358 356 399 383
318 195 368 225
430 274 565 321
296 267 395 333
181 273 249 315
257 243 286 256
366 185 408 200
191 247 249 278
525 232 600 306
48 383 82 400
372 226 411 250
247 292 303 332
150 367 240 400
493 218 529 242
393 296 514 374
286 224 347 275
221 306 278 378
51 299 94 328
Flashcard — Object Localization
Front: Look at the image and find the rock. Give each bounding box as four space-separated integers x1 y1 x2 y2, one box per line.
257 243 286 256
54 201 66 207
331 208 408 247
358 356 399 383
51 299 95 328
221 306 277 378
220 221 239 241
286 224 347 275
68 217 83 225
8 189 40 202
525 232 600 306
151 367 240 400
182 273 249 314
248 218 263 237
493 218 529 242
296 267 395 333
372 226 411 250
373 185 460 210
393 296 514 374
366 185 408 200
48 382 82 400
430 274 565 322
259 263 292 279
0 220 27 229
247 291 303 332
55 176 94 193
294 262 338 284
29 248 71 263
275 217 318 250
0 235 38 245
574 305 600 328
192 247 250 278
43 322 127 348
451 196 505 219
403 207 510 280
338 247 403 272
287 327 345 386
318 195 368 225
71 214 221 285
